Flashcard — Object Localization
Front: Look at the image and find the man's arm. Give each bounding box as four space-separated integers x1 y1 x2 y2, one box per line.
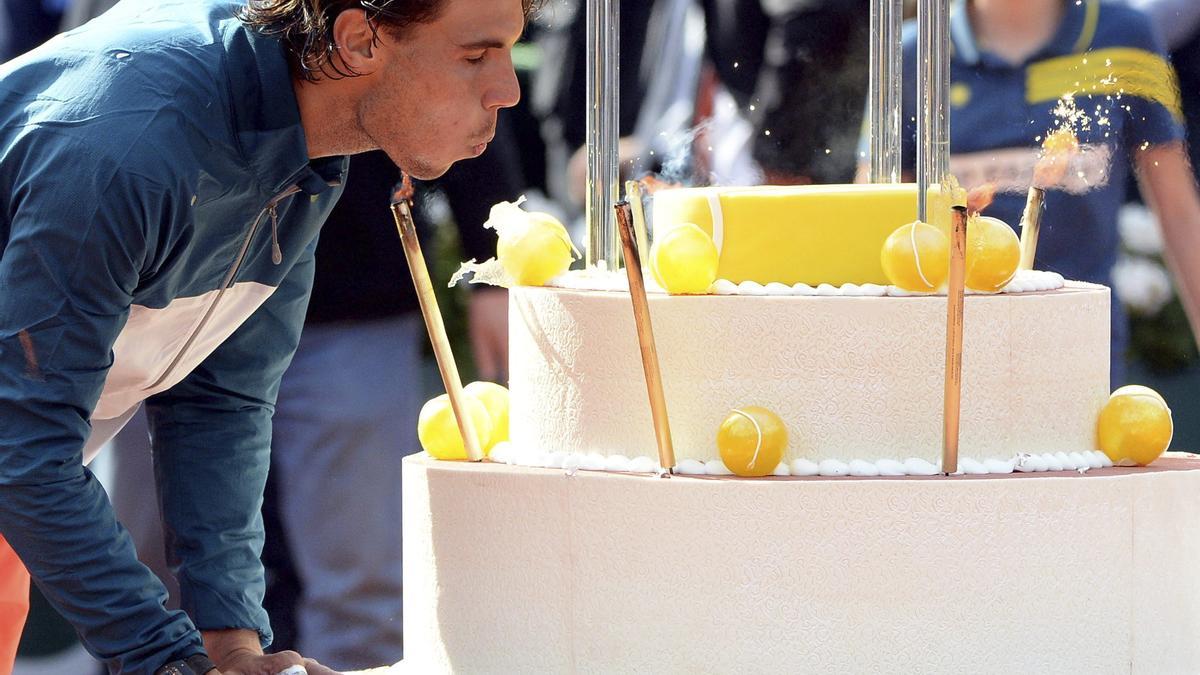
145 240 336 675
1135 141 1200 351
0 164 204 673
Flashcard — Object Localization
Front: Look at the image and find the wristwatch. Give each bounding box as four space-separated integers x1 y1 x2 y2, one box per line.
155 653 218 675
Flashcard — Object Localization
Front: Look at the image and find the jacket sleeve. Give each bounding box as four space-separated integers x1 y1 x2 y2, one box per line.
0 164 204 673
144 238 317 648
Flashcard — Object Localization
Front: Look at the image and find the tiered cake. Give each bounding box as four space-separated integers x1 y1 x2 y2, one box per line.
398 184 1199 674
500 184 1113 476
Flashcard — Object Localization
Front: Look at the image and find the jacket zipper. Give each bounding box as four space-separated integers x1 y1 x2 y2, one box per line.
146 185 301 391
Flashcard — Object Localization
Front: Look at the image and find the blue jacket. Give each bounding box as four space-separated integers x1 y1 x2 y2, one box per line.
0 0 347 671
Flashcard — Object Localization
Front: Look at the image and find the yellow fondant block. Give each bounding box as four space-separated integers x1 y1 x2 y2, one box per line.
651 183 952 286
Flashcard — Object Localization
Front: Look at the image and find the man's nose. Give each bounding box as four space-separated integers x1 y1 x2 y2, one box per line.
484 56 521 110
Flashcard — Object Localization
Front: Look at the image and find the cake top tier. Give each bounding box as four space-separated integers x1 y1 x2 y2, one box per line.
650 183 956 287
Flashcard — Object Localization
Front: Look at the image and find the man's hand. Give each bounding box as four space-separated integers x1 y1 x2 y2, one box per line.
468 287 508 383
202 629 342 675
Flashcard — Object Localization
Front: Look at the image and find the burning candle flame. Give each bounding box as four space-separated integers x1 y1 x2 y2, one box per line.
967 183 997 215
1033 127 1080 189
391 172 415 205
638 174 683 195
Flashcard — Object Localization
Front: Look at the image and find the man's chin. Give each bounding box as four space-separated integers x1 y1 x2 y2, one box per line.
404 161 454 181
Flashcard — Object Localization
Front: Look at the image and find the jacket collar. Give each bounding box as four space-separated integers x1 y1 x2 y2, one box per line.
219 18 346 197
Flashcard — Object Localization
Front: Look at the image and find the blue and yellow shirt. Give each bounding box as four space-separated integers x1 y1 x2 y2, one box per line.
901 0 1185 379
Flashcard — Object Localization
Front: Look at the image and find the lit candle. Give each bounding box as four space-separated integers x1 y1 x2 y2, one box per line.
1019 128 1079 270
943 204 968 475
624 179 650 264
391 176 485 462
615 201 676 473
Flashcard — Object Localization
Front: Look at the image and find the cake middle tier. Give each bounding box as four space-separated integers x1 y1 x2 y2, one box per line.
509 284 1110 466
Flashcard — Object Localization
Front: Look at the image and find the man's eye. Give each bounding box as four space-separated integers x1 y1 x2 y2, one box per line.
466 52 486 64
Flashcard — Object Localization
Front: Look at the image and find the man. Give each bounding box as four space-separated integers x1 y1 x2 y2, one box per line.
0 0 530 673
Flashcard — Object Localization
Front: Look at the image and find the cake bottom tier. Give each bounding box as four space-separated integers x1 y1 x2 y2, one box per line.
402 454 1200 674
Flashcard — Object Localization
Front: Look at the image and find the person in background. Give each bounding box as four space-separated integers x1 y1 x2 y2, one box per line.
1127 0 1200 173
858 0 1200 385
741 0 870 184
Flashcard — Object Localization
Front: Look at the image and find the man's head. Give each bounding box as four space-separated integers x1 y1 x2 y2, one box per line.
241 0 535 178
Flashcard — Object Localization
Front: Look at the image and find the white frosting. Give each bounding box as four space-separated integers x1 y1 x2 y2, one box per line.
403 454 1200 674
818 459 851 476
510 283 1109 470
904 458 941 476
602 454 632 472
790 458 820 476
482 448 1120 477
737 280 769 296
705 459 734 475
959 458 989 475
629 456 658 473
848 459 881 476
984 458 1017 474
545 268 1067 297
488 441 513 463
581 453 608 471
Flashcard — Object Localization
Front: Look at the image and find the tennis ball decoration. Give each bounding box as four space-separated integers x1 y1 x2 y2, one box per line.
1097 385 1173 466
491 199 579 286
881 221 949 292
418 393 493 460
965 215 1021 292
464 381 510 448
716 406 788 477
650 223 719 294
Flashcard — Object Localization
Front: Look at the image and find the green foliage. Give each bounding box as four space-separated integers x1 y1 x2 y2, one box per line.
1128 296 1199 374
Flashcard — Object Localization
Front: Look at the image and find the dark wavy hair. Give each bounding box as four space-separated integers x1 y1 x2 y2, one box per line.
238 0 539 82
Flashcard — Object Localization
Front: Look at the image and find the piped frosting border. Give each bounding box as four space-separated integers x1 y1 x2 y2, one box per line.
546 269 1069 296
484 443 1115 477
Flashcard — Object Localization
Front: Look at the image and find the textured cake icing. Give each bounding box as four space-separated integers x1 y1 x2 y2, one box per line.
402 454 1200 674
651 183 953 286
508 283 1110 467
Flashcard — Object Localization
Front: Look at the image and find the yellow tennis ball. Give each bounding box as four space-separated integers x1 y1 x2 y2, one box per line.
464 381 510 448
881 221 949 292
1097 385 1173 466
716 406 788 477
649 223 719 295
965 215 1021 292
496 211 577 286
417 393 493 460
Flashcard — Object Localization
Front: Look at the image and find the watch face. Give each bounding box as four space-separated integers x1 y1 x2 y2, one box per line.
161 667 186 675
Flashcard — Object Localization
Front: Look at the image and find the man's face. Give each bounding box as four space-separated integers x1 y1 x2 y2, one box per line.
360 0 525 179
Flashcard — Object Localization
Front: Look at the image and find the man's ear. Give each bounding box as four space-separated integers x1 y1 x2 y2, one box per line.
331 8 378 73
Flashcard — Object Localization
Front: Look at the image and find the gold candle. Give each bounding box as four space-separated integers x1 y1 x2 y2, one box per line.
391 186 485 462
624 179 651 264
1021 127 1079 270
943 205 968 474
1017 186 1045 271
615 201 676 472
